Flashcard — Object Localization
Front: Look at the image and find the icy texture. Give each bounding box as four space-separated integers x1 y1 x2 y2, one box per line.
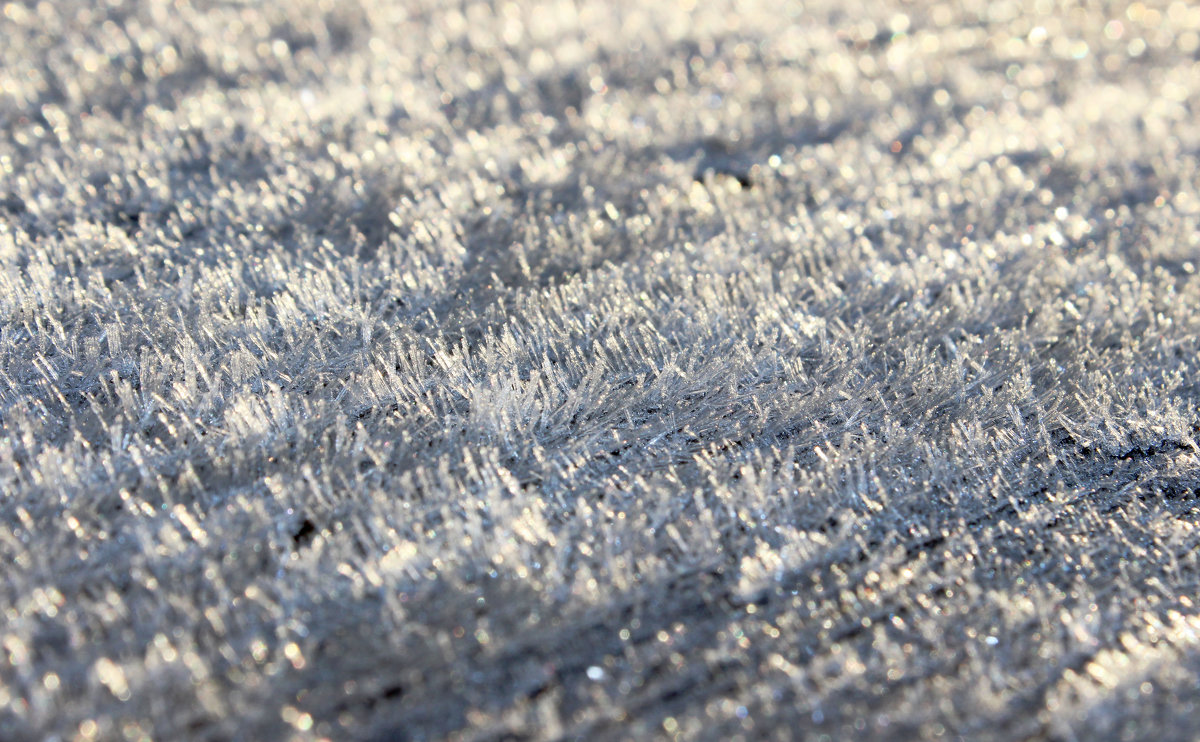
2 1 1200 740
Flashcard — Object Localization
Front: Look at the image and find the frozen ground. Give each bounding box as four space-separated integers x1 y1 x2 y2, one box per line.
2 0 1200 739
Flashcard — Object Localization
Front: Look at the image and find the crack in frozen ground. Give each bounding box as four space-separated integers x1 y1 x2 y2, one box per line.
3 0 1200 739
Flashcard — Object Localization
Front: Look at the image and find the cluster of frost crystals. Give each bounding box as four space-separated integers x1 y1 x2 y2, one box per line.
2 0 1200 739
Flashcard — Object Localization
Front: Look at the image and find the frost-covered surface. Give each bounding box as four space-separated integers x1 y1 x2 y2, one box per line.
3 0 1200 739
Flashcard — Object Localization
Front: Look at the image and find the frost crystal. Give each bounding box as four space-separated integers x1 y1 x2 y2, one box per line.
2 1 1200 740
